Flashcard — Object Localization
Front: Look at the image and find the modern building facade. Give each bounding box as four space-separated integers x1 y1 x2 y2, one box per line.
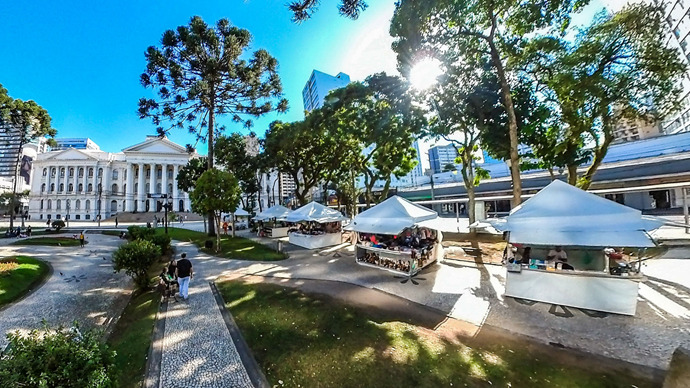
612 116 663 143
657 0 690 134
0 124 49 198
28 136 196 221
302 70 351 112
51 138 101 151
429 144 459 173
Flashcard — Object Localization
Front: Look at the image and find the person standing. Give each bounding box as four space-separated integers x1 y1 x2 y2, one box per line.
26 225 32 237
79 232 85 248
175 252 193 300
115 217 118 228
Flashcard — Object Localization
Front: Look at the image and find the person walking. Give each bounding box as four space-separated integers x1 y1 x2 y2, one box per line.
175 252 193 300
26 225 32 237
115 217 118 228
79 231 85 248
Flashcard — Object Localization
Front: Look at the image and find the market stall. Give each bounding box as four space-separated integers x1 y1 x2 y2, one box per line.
488 180 664 316
286 202 347 249
255 205 292 238
349 196 444 276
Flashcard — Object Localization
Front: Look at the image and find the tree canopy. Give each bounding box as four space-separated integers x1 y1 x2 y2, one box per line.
288 0 368 22
190 169 242 248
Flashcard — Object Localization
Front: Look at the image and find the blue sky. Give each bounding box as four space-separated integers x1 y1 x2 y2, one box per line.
0 0 399 154
1 0 611 157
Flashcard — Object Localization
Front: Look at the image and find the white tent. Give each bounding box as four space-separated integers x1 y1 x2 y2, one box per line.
256 205 292 221
350 196 439 235
489 180 663 247
286 202 347 223
233 208 250 217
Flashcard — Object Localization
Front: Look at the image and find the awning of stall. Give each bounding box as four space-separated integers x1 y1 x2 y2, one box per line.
286 202 348 223
232 208 250 217
487 180 663 248
349 195 440 235
255 205 292 221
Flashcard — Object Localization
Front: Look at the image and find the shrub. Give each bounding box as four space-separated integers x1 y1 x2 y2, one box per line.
112 239 161 289
126 225 155 241
51 220 66 231
0 324 116 387
151 234 171 254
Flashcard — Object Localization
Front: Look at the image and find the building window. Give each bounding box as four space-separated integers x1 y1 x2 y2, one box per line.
156 183 161 193
59 184 64 192
157 169 162 179
146 168 150 178
168 170 173 179
134 183 138 194
79 167 84 177
40 214 43 220
57 200 61 210
112 183 118 194
50 183 55 192
60 168 65 177
78 183 83 192
69 168 74 177
88 183 93 192
76 215 80 220
112 170 118 180
98 168 103 177
76 199 81 210
85 200 91 210
43 168 47 176
51 168 56 177
41 183 46 192
85 215 90 220
68 183 73 192
89 168 93 177
146 183 150 192
40 200 44 210
123 184 127 194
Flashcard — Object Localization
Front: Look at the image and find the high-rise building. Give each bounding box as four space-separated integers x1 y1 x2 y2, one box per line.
612 116 663 143
302 70 351 112
52 138 101 151
656 0 690 134
0 124 49 194
428 145 459 173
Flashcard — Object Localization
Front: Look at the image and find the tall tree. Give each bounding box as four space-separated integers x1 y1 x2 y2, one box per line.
326 73 425 206
138 16 288 234
190 169 242 248
0 84 56 229
288 0 368 22
390 0 587 206
522 3 687 188
215 133 262 211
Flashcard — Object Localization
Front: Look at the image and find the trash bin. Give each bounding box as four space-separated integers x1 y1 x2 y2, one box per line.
205 240 213 249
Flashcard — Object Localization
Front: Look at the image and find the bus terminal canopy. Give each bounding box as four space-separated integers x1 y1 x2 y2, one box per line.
488 180 664 248
349 195 439 235
286 202 348 223
255 205 292 221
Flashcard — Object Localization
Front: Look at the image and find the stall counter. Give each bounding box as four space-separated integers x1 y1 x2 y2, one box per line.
264 226 290 238
289 232 342 249
505 268 642 315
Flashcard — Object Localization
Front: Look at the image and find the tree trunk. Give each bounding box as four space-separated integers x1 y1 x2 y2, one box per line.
467 186 476 225
231 213 236 238
567 164 578 185
488 41 521 207
379 178 392 203
578 131 614 190
214 213 221 253
548 168 555 181
206 107 216 236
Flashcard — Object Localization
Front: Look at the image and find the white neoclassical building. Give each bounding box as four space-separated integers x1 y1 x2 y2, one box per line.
28 136 198 221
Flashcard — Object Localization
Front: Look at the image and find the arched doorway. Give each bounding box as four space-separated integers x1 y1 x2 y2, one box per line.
145 200 150 212
179 200 184 212
110 200 117 212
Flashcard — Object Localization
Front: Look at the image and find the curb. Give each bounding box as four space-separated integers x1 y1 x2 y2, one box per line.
210 281 270 388
144 296 167 388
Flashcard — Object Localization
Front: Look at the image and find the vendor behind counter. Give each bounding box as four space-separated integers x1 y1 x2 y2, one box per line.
510 245 608 271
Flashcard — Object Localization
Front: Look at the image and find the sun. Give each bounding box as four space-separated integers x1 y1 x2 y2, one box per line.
409 58 443 90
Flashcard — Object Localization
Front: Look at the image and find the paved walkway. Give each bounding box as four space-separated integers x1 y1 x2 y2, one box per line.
158 242 253 388
0 233 131 350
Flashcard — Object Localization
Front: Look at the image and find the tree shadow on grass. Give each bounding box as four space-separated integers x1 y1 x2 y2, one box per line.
218 281 656 388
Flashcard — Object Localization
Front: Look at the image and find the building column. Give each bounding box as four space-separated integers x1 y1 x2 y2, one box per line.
126 164 134 211
83 166 88 194
161 163 168 198
73 166 79 194
45 165 52 193
149 163 157 212
102 165 111 216
137 164 145 212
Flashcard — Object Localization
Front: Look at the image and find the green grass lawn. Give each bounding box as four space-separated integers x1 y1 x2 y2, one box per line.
11 237 86 246
160 227 285 261
107 262 163 388
217 280 656 388
0 256 50 308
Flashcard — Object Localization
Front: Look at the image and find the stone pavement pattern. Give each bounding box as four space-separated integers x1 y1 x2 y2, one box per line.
0 233 131 349
159 241 252 388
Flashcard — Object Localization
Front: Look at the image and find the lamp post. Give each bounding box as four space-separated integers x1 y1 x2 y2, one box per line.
66 202 70 228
